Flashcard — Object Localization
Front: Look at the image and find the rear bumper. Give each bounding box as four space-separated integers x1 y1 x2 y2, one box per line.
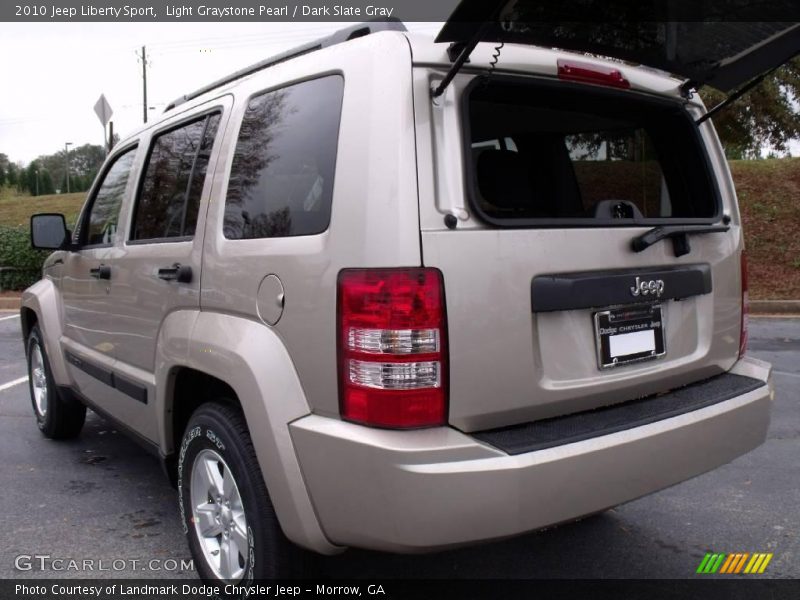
289 357 772 553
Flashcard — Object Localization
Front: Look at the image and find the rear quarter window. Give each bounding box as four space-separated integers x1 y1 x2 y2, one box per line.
224 75 344 239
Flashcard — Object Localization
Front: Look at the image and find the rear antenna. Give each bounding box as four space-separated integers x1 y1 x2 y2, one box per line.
484 19 512 87
482 42 504 87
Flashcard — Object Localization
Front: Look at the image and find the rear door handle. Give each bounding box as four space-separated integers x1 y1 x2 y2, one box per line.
157 263 192 283
89 265 111 280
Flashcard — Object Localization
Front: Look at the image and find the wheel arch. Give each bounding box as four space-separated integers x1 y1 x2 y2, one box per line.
155 309 341 555
166 367 240 461
20 306 37 341
20 279 69 385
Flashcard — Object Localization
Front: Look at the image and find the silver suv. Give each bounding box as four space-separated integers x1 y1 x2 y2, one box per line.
22 16 796 581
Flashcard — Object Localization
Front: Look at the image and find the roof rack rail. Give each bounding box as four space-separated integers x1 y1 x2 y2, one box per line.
164 20 407 112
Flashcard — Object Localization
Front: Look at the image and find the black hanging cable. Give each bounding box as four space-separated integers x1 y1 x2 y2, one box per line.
482 42 505 87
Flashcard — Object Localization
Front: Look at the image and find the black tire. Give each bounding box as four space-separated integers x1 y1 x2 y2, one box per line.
177 402 305 582
26 324 86 439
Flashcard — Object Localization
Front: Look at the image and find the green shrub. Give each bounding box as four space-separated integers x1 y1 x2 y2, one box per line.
0 225 48 290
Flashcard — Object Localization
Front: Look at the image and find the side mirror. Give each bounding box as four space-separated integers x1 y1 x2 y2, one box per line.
31 213 70 250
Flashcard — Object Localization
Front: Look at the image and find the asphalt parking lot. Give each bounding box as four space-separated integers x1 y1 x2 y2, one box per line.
0 312 797 580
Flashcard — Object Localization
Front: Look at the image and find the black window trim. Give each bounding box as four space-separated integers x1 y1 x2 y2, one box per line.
76 143 140 250
460 74 724 229
127 107 223 245
239 70 344 122
223 71 345 241
126 235 194 247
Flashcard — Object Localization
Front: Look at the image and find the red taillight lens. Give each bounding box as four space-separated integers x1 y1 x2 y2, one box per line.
739 251 749 359
337 268 447 428
557 59 630 89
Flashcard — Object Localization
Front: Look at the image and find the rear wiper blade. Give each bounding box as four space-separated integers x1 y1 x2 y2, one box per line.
631 224 730 257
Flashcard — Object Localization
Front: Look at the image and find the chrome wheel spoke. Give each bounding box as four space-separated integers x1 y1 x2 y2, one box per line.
201 456 224 498
219 536 243 581
190 448 249 582
195 503 223 538
30 345 48 417
230 515 248 556
222 466 236 498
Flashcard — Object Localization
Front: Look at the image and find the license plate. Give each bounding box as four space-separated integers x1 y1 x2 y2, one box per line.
594 304 665 369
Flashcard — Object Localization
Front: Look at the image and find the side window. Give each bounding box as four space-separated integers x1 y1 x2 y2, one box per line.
84 147 137 246
224 75 344 239
131 113 221 241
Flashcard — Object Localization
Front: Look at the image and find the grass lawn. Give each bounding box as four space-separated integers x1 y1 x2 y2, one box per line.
0 190 85 229
732 158 800 300
0 157 798 298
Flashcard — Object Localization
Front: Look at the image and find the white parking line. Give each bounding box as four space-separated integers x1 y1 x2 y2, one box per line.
0 314 20 322
0 376 28 392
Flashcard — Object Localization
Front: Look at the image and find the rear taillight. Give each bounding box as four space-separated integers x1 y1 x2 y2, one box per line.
739 251 749 359
337 268 447 428
557 59 630 89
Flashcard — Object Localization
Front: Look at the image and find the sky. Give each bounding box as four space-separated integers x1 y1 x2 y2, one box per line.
1 21 797 164
0 22 442 164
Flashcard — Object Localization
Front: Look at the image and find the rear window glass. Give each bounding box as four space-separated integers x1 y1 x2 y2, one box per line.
224 75 344 239
467 80 718 225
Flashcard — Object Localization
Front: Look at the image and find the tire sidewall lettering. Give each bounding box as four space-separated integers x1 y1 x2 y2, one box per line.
206 428 226 451
177 425 202 534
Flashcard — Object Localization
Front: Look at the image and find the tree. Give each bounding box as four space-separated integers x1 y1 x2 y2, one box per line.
6 163 18 188
68 144 105 178
25 161 41 196
0 152 7 186
72 174 88 193
699 58 800 159
36 143 105 193
40 170 55 195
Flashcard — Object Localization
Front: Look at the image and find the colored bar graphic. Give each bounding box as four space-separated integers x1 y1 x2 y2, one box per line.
734 553 750 574
719 554 736 574
745 554 762 574
696 553 713 573
698 552 773 574
758 554 773 573
697 553 727 574
720 553 740 574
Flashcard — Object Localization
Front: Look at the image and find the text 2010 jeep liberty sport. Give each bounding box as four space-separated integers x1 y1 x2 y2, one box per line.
22 9 797 582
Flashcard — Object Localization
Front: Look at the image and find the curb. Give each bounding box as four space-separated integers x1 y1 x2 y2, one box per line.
749 300 800 316
2 295 799 315
0 297 21 310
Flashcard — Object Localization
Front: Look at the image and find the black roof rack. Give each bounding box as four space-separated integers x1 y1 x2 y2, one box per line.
164 20 407 112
